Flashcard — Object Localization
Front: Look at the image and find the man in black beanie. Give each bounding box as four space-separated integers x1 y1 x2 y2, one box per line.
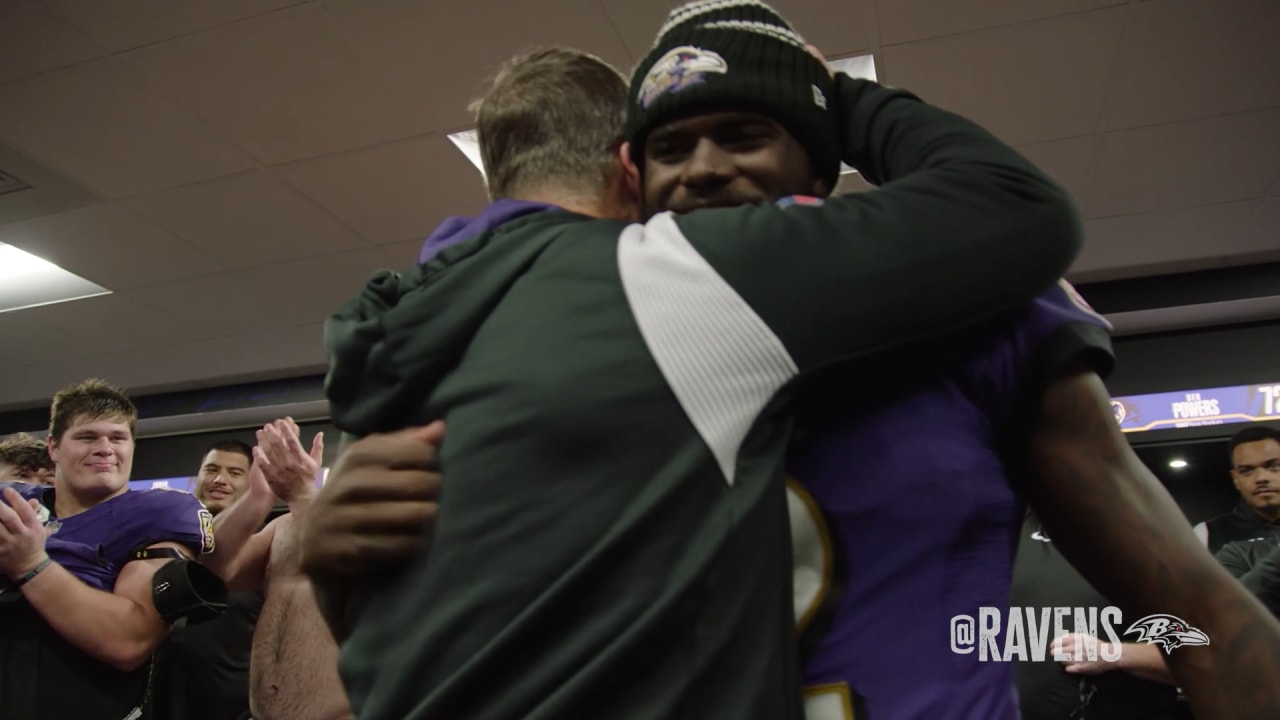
613 3 1280 720
626 0 842 208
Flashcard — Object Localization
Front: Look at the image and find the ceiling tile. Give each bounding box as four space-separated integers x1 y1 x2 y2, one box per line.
374 238 426 270
14 293 215 353
0 59 257 199
1016 136 1098 213
1073 200 1260 279
0 0 103 84
228 322 327 371
121 5 426 166
279 133 488 245
882 7 1126 146
124 271 289 336
0 204 224 290
1102 0 1280 130
1088 108 1280 218
43 0 306 53
126 170 368 269
324 0 634 133
0 310 100 367
875 0 1126 46
1235 196 1280 257
87 334 315 392
0 361 102 411
834 172 875 194
0 140 101 226
238 248 389 327
602 0 878 61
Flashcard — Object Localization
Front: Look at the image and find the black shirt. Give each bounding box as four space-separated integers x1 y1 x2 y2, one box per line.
1216 536 1280 618
1011 515 1190 720
153 590 263 720
1201 500 1280 554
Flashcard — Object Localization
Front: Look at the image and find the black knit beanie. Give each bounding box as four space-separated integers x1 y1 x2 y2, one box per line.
626 0 840 189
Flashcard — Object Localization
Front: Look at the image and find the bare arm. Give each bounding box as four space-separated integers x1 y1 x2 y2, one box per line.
20 541 189 671
1115 643 1176 685
221 520 277 592
203 478 276 582
1025 366 1280 719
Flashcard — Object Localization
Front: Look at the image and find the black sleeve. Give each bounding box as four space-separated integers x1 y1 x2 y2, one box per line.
671 75 1084 375
1228 543 1280 618
1214 541 1254 579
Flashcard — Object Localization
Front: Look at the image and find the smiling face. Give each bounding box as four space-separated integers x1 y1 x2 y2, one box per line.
640 110 827 217
48 414 134 502
194 448 252 515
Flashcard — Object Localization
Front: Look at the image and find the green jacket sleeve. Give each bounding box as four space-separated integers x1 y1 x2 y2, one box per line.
1214 540 1254 579
1218 541 1280 618
666 74 1084 374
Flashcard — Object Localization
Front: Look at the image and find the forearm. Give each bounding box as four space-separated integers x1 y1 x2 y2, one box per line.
285 488 317 520
20 560 163 670
205 486 277 578
1117 643 1176 685
685 77 1083 372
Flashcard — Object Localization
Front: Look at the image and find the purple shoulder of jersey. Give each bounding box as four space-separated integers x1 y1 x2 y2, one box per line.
788 279 1114 720
0 485 213 591
126 488 215 556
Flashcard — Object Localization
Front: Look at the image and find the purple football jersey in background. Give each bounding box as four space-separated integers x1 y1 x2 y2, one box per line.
789 281 1114 720
2 482 211 591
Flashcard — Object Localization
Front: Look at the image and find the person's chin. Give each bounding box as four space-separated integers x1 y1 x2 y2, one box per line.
77 474 126 495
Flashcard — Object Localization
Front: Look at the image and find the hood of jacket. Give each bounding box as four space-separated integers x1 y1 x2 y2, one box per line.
325 199 564 436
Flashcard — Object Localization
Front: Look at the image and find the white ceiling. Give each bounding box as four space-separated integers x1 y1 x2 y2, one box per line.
0 0 1277 410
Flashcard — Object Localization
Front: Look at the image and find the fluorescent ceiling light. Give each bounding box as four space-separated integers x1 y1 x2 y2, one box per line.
829 54 877 83
1168 459 1188 469
0 242 110 314
448 130 486 178
448 53 878 179
828 54 877 176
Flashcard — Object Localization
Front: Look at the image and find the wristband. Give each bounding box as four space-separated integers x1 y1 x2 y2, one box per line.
14 557 52 587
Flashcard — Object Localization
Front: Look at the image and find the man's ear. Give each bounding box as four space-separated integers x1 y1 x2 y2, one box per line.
619 142 641 197
46 435 59 464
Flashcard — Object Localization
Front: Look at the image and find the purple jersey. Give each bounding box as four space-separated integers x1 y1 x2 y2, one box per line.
788 281 1114 720
2 483 213 591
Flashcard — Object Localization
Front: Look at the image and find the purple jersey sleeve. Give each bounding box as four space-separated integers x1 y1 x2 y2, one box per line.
966 279 1115 466
0 481 50 522
1 481 47 501
119 488 214 558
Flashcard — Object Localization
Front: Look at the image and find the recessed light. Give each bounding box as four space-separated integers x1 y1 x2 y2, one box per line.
1168 459 1188 469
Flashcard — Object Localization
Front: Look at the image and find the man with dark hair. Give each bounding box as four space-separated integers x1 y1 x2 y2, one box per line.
194 439 254 515
0 379 219 719
1194 424 1280 551
0 433 55 486
152 438 264 720
313 12 1085 718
